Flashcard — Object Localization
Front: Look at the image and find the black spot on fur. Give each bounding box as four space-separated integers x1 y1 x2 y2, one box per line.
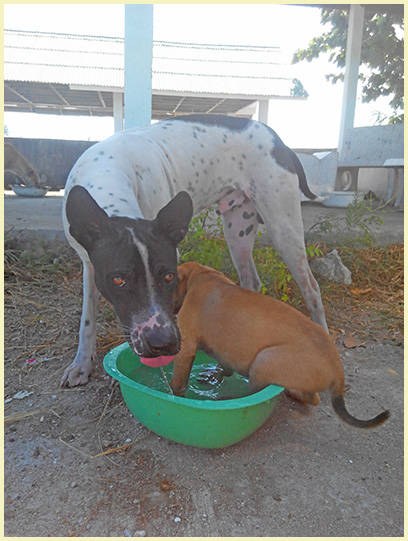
228 222 232 228
85 319 90 326
239 230 245 237
256 213 264 224
109 155 114 159
258 144 263 150
109 193 114 196
93 157 98 161
97 187 102 190
229 200 235 206
245 225 254 236
99 151 105 155
119 198 128 202
243 211 255 219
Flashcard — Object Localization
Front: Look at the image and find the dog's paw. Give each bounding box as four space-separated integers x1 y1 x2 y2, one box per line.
285 389 320 406
60 361 93 387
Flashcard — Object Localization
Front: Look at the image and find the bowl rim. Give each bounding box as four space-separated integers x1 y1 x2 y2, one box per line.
103 342 283 411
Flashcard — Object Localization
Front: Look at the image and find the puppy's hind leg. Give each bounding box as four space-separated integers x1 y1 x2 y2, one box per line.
60 260 99 387
249 346 321 406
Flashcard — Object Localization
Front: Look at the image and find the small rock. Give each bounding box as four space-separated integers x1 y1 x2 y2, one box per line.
70 481 77 488
33 446 40 458
125 438 132 443
174 517 181 523
134 531 146 537
310 249 352 285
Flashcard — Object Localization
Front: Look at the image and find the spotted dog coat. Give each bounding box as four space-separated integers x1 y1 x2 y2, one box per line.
62 114 327 387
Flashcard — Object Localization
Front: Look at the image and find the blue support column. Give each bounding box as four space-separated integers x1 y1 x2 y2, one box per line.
124 4 153 128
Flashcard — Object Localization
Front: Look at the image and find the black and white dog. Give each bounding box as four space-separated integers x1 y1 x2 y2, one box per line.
62 114 327 387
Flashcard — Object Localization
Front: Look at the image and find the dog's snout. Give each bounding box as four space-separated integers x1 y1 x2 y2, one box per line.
130 315 180 357
144 325 180 356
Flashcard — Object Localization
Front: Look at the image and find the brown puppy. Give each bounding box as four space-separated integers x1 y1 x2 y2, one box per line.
171 261 389 429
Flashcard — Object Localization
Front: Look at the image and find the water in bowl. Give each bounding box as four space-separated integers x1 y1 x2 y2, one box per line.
119 350 253 401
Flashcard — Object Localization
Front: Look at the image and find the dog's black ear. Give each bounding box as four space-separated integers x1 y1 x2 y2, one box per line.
65 186 109 252
155 191 193 244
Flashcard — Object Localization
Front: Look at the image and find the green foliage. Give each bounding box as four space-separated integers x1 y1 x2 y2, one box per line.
179 209 323 304
179 208 236 279
291 78 309 98
308 194 385 246
292 7 404 123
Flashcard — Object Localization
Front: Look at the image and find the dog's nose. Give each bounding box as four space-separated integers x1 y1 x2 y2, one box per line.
142 326 180 357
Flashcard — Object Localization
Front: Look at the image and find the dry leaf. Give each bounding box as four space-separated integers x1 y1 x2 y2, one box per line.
344 334 365 348
388 368 398 376
351 287 372 295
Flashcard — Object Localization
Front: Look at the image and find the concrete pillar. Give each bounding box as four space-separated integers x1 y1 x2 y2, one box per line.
124 4 153 129
113 92 123 133
338 5 365 155
258 99 270 124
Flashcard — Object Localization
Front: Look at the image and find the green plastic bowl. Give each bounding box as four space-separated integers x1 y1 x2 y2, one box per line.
103 342 283 449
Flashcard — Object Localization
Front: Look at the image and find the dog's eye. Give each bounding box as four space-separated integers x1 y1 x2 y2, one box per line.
164 272 175 283
112 276 126 287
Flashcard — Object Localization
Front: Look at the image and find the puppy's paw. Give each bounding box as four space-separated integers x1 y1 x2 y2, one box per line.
285 389 320 406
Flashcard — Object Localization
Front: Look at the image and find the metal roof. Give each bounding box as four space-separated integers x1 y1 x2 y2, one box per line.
4 29 304 119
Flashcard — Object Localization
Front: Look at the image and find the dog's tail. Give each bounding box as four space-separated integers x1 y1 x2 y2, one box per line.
290 149 321 201
330 387 390 429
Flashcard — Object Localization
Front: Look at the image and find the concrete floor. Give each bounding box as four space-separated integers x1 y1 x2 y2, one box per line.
4 190 404 246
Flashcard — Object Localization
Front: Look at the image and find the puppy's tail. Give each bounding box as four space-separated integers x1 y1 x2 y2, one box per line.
330 389 390 429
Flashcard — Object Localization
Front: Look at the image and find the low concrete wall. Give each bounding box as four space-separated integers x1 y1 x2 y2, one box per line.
4 137 393 199
5 137 97 189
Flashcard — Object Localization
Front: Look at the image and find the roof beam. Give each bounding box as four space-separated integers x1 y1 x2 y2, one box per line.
5 83 34 107
172 97 185 113
49 84 71 106
205 98 226 113
98 91 107 108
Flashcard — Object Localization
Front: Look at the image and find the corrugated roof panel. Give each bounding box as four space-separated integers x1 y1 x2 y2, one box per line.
4 29 298 98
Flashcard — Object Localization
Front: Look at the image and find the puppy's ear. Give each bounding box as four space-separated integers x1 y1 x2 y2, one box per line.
174 264 189 313
155 191 193 245
65 186 109 252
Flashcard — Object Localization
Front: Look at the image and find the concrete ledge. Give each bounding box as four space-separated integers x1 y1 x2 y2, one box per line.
5 193 403 248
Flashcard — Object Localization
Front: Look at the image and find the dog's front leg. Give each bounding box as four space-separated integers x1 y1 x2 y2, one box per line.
60 261 99 387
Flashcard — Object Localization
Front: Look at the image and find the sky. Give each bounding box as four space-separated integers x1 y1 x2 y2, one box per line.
4 3 395 148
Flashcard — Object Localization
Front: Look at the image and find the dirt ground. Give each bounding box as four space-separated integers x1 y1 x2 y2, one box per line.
4 240 404 537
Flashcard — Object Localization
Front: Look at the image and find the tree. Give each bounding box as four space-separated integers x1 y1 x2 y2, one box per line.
292 6 404 123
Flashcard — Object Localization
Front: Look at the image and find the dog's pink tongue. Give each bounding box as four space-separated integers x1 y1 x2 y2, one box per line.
140 355 176 367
